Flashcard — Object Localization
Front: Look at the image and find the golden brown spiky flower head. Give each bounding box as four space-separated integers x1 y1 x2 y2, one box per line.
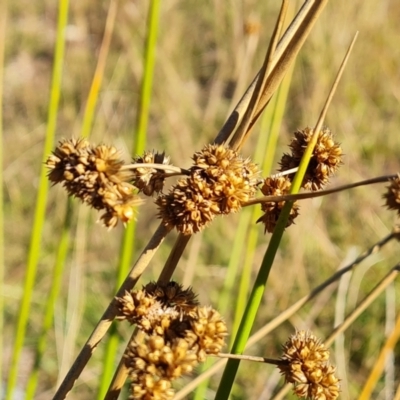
132 151 171 196
383 174 400 216
257 176 299 233
280 127 343 191
278 330 340 400
46 138 142 228
116 281 227 399
156 144 259 235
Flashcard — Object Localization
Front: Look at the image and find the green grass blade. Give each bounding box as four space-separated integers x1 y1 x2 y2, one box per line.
231 65 294 340
97 0 161 397
24 0 114 397
24 200 74 399
0 0 7 390
194 66 294 400
215 75 309 400
4 0 70 398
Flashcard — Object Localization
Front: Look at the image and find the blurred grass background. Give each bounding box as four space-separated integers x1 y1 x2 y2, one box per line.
2 0 400 399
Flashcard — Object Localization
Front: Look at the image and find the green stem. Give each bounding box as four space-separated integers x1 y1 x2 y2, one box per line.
5 0 69 398
98 0 161 397
25 200 74 399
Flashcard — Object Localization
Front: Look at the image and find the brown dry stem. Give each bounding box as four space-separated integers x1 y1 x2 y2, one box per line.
52 223 170 400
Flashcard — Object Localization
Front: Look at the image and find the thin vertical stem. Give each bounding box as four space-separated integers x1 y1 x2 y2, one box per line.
5 0 70 398
98 0 161 396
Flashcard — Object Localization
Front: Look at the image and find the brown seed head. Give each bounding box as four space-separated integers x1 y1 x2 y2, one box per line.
383 174 400 216
279 127 343 191
278 330 340 400
118 281 227 397
156 144 259 234
257 176 299 233
46 138 142 228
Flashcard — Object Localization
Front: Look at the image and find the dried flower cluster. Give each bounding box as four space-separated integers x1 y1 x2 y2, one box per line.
258 127 342 233
46 138 142 228
156 144 259 235
257 176 299 233
132 151 171 196
280 127 343 191
383 174 400 216
278 330 340 400
116 281 227 399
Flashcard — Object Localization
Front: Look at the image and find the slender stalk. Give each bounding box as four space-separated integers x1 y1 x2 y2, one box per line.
121 163 189 175
25 201 74 399
5 0 70 398
229 0 289 150
52 223 170 400
215 33 355 400
81 0 118 138
244 173 398 206
0 0 7 388
103 232 190 398
231 65 294 341
215 353 285 366
98 0 161 397
103 328 141 400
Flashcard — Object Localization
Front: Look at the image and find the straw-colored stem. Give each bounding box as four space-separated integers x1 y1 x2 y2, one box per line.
103 328 142 400
244 173 398 206
98 0 161 396
5 0 70 398
81 0 118 138
229 0 289 150
101 232 191 399
52 222 170 400
121 163 189 175
214 0 330 145
325 264 400 348
103 230 191 398
157 233 191 284
215 353 285 366
358 311 400 399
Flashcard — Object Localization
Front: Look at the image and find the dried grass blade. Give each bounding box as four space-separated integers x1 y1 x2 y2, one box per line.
229 0 289 150
52 223 170 400
214 0 330 145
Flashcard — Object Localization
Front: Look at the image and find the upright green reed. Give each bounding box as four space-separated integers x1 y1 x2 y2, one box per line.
24 1 116 397
25 201 74 400
0 0 7 389
232 69 293 339
215 35 355 398
97 0 161 397
4 0 70 398
194 69 293 400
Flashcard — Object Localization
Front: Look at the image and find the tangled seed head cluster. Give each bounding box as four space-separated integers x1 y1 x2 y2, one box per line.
132 151 171 196
279 330 340 400
156 144 259 235
116 281 227 399
257 176 299 233
280 127 343 191
46 138 141 228
383 174 400 216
